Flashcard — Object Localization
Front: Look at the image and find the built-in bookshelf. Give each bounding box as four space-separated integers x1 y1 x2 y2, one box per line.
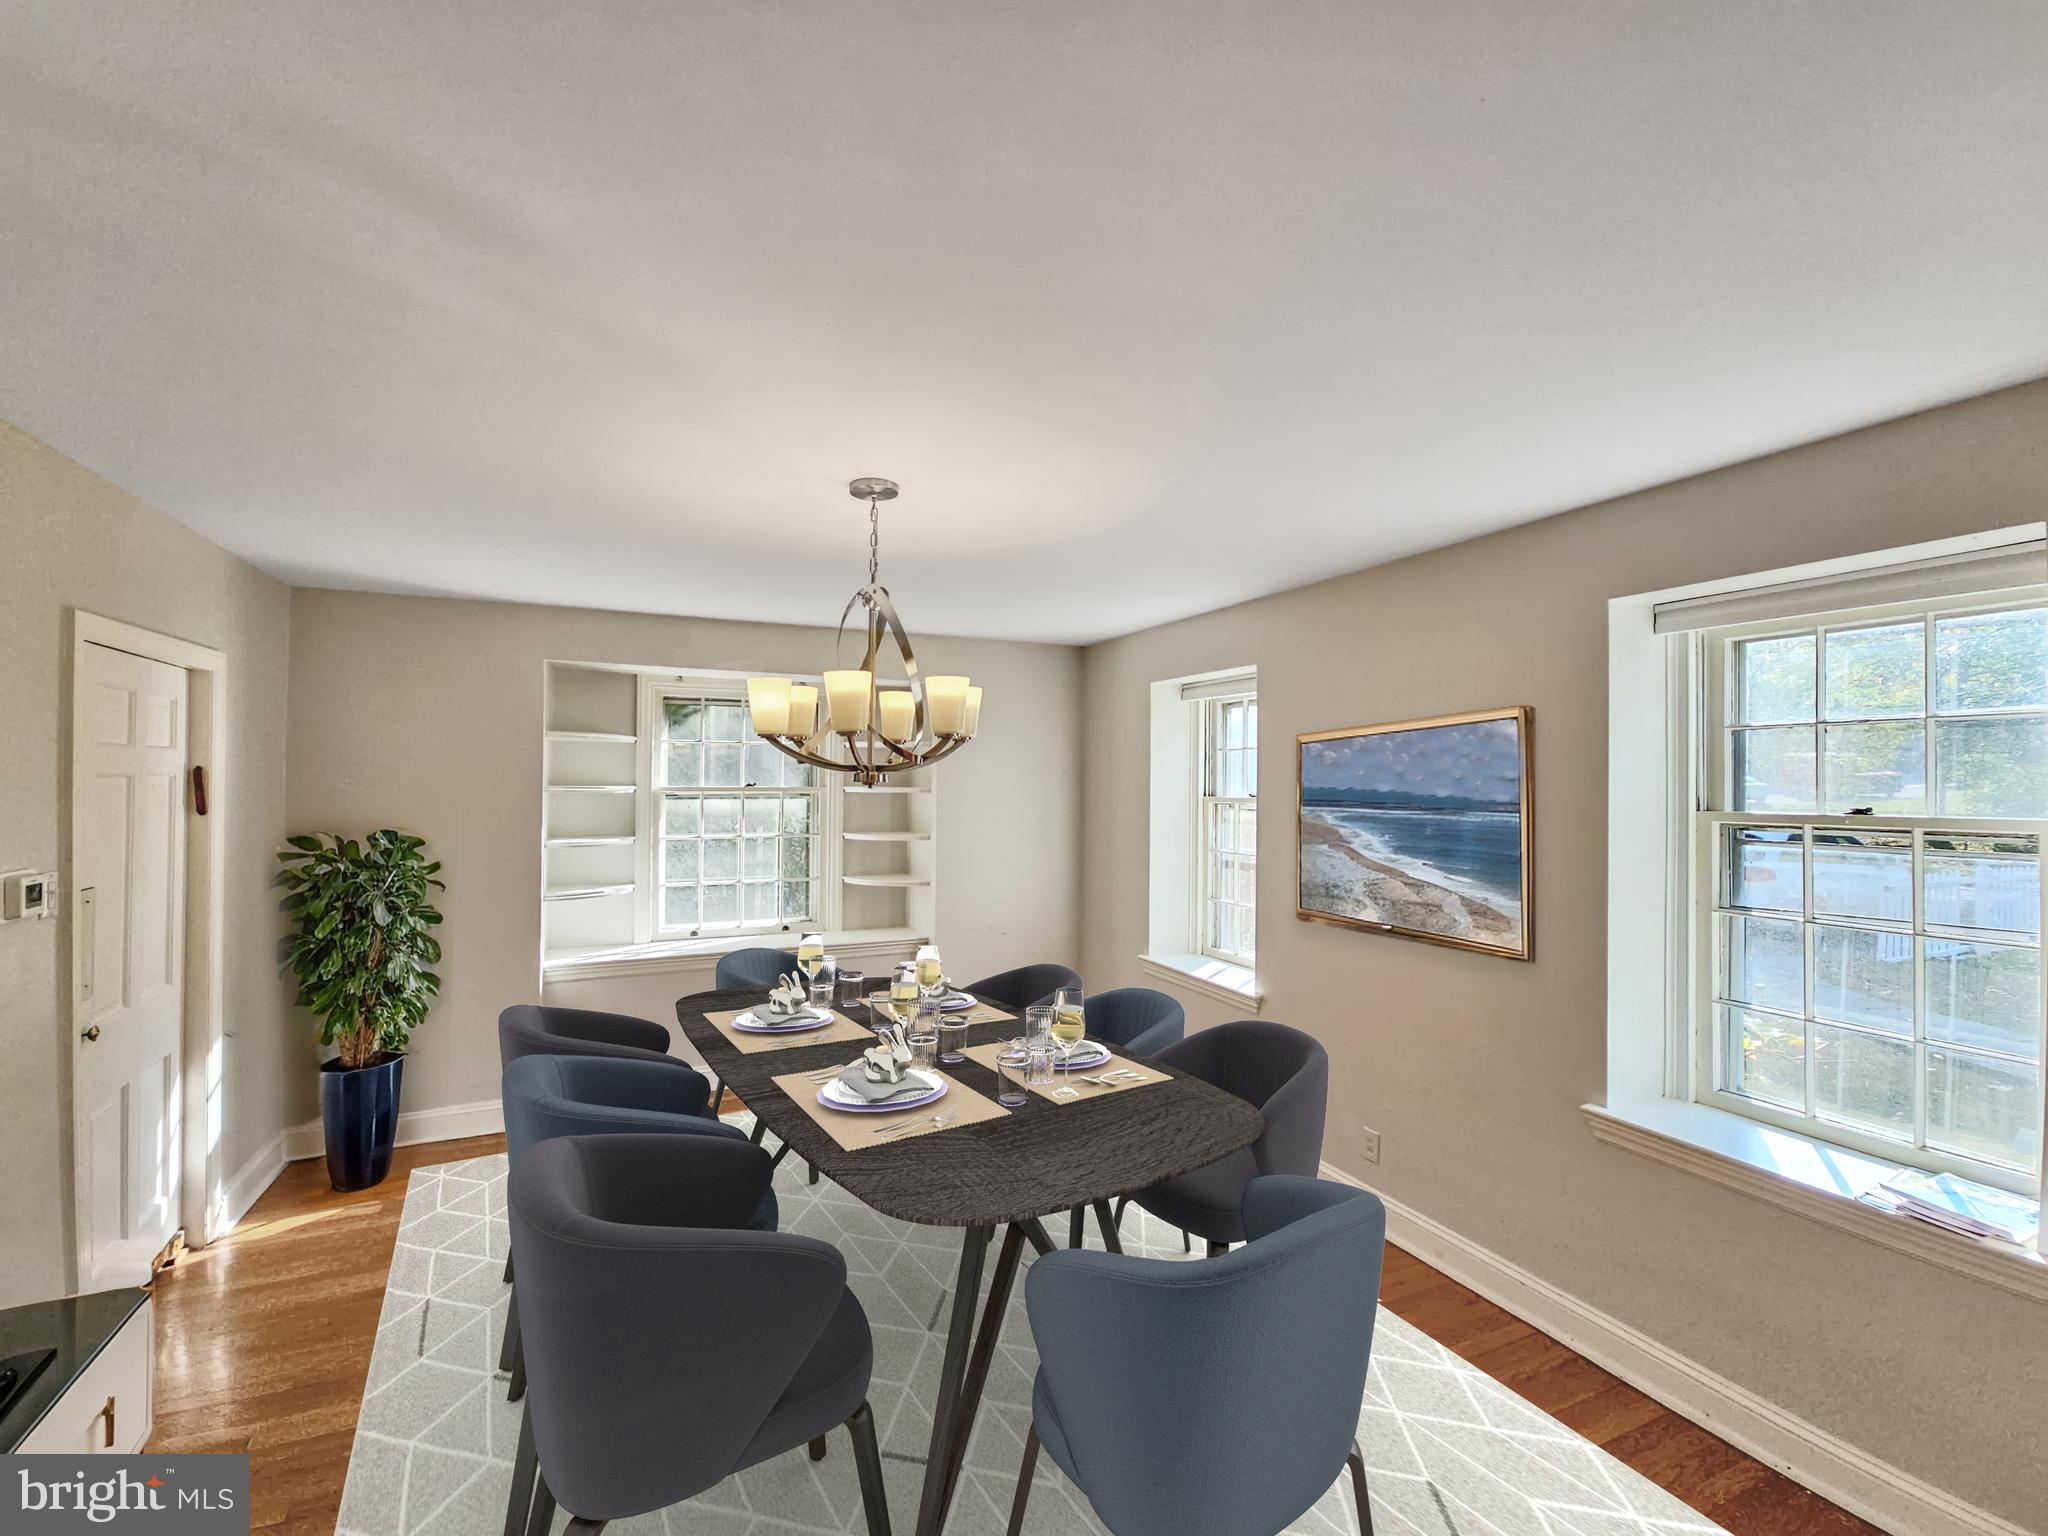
838 777 937 936
541 664 639 957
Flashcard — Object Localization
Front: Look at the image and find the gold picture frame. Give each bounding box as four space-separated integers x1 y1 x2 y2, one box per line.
1295 705 1533 961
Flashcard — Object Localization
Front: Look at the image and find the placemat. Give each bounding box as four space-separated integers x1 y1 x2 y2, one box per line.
768 1066 1011 1149
958 1043 1171 1104
851 996 1018 1029
703 1006 874 1054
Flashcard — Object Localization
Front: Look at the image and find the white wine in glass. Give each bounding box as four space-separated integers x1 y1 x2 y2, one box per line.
1051 986 1085 1049
796 932 826 987
915 944 944 997
889 961 920 1020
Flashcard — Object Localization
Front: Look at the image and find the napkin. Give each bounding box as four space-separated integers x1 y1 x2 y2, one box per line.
836 1065 931 1103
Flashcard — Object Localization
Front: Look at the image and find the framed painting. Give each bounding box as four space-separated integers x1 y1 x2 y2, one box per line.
1296 706 1533 960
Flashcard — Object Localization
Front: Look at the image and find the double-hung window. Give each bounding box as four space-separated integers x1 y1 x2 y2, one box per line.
1199 691 1258 967
651 687 821 938
1698 594 2046 1190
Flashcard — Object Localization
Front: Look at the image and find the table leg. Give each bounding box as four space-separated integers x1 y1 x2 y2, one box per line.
1091 1199 1123 1255
935 1224 1027 1517
915 1224 992 1536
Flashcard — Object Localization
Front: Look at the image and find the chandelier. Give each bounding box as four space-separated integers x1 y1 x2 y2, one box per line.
746 478 981 787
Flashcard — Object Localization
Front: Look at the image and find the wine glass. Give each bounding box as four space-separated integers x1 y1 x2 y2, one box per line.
915 944 944 1001
889 961 920 1025
795 932 825 991
1050 986 1085 1056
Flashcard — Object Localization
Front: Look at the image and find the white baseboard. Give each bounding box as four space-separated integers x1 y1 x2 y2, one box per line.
1319 1161 2034 1536
284 1098 506 1163
212 1133 288 1238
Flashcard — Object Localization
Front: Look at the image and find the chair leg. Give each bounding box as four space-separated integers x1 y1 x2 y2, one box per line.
809 1435 828 1461
807 1159 820 1186
503 1251 515 1283
1066 1206 1084 1248
504 1402 538 1536
1206 1239 1230 1259
500 1290 522 1374
1347 1440 1373 1536
523 1470 557 1536
1006 1424 1040 1536
1090 1200 1122 1255
1181 1228 1190 1253
563 1522 606 1535
847 1400 892 1536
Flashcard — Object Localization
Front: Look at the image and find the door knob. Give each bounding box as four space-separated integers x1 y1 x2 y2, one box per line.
81 1025 101 1042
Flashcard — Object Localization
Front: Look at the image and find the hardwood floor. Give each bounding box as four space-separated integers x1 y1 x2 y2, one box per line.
148 1134 1883 1536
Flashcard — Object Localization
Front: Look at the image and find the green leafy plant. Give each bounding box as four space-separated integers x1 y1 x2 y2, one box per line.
278 830 445 1070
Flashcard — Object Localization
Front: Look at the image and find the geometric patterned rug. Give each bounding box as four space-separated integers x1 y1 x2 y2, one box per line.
337 1137 1727 1536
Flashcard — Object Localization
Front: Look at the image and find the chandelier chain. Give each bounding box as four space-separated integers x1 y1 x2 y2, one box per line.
867 497 881 587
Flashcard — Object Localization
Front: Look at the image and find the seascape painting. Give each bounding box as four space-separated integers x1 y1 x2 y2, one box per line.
1296 707 1532 960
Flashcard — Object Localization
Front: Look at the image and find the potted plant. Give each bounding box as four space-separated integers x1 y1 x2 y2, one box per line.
278 830 444 1191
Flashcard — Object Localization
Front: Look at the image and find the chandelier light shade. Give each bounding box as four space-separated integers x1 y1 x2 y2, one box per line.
747 478 981 786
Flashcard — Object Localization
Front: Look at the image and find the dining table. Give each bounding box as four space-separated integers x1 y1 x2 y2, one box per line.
675 984 1265 1536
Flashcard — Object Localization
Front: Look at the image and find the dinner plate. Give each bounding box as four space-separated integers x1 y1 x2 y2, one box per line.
817 1070 948 1113
731 1008 833 1034
937 992 978 1012
997 1040 1111 1071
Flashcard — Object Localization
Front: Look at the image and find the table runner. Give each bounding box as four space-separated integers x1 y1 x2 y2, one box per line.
768 1066 1010 1149
702 1005 874 1054
958 1042 1170 1103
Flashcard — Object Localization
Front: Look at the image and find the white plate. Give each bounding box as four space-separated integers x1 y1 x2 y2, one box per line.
818 1069 947 1112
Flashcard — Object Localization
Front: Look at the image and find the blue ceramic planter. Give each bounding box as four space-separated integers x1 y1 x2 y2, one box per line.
319 1052 405 1192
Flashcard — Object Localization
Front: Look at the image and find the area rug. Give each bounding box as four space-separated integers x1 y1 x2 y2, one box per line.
336 1136 1727 1536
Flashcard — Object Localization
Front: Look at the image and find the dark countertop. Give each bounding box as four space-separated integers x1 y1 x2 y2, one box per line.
0 1286 151 1453
677 986 1264 1228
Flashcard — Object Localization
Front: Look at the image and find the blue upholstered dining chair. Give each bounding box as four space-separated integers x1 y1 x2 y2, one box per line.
497 1053 777 1404
1121 1020 1328 1256
498 1003 682 1070
1081 987 1185 1057
506 1133 891 1536
965 962 1082 1011
1012 1176 1385 1536
715 945 801 990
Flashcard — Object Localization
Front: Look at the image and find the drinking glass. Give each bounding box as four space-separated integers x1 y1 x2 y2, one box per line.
865 992 898 1037
937 1017 969 1064
835 968 865 1009
890 961 920 1018
1023 1040 1056 1090
908 1024 938 1070
1023 1005 1057 1051
796 931 826 989
915 944 945 1000
994 1051 1028 1108
807 953 837 1009
1051 987 1086 1052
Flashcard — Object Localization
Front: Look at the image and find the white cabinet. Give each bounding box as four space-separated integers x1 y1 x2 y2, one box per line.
16 1295 154 1455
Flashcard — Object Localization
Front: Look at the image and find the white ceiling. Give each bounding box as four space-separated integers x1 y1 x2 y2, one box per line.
4 3 2046 645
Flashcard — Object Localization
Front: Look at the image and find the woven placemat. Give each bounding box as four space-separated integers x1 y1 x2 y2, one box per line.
703 1006 874 1055
851 995 1018 1030
768 1066 1011 1150
958 1043 1170 1104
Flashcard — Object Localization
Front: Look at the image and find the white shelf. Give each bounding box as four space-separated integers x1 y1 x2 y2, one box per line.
548 730 639 743
546 783 637 794
544 884 636 901
842 831 931 842
841 874 931 888
546 835 636 847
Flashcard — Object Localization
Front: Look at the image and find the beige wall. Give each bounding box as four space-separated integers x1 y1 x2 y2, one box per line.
283 590 1082 1129
0 421 292 1309
1077 377 2048 1530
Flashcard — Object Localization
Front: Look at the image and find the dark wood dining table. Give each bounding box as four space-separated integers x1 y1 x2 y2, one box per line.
675 985 1264 1536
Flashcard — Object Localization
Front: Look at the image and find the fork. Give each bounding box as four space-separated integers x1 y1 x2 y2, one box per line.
874 1113 951 1140
1081 1070 1144 1087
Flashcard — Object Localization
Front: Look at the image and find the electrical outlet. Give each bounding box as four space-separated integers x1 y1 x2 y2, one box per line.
1359 1125 1380 1165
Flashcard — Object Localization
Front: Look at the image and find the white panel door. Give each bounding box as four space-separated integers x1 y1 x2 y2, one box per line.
73 642 189 1290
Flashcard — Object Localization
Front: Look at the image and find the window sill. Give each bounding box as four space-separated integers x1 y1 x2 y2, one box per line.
1584 1099 2048 1302
544 927 926 984
1137 953 1264 1011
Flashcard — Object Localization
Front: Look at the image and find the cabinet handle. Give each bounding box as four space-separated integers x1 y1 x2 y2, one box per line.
99 1394 115 1449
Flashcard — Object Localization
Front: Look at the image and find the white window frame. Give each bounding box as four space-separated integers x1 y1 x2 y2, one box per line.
1688 589 2047 1194
1195 691 1258 968
633 675 841 946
